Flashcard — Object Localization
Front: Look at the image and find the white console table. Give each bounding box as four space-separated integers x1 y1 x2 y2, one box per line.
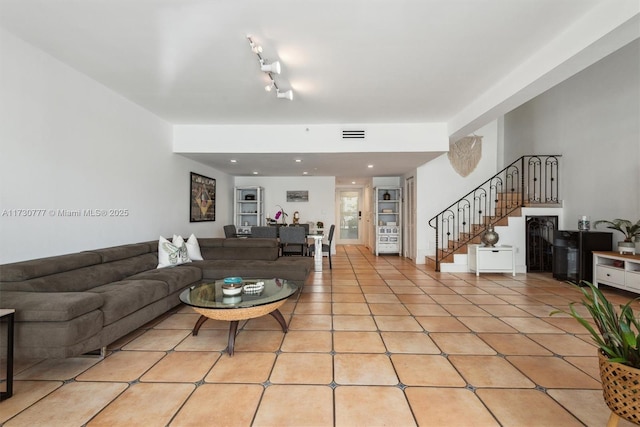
593 251 640 294
468 244 515 276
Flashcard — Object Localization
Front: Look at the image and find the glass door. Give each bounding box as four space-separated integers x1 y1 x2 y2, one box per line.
336 189 362 244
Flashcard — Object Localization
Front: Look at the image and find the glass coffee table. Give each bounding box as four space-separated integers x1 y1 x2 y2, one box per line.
179 278 298 356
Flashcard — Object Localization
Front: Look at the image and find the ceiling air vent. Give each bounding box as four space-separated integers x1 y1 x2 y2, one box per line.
342 130 365 139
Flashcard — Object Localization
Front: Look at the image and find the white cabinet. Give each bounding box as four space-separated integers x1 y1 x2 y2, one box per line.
374 187 402 255
468 244 515 276
234 186 264 235
593 251 640 294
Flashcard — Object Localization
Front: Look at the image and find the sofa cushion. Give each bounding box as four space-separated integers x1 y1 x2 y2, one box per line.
128 265 202 293
198 238 279 261
0 290 104 322
158 236 191 268
88 279 170 325
0 252 102 282
193 257 312 283
88 243 151 263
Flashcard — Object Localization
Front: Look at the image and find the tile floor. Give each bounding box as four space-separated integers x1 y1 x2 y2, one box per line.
1 245 638 426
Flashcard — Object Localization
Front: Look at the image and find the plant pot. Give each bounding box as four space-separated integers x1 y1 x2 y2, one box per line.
618 241 636 255
598 351 640 426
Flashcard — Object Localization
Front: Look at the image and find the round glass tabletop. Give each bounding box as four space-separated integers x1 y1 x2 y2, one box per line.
180 278 298 309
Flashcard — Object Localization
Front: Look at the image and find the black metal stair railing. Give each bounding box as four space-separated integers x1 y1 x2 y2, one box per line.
428 155 561 272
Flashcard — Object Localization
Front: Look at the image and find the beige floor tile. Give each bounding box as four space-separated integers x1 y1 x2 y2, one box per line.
374 315 423 331
462 294 508 305
396 294 436 304
0 381 62 424
334 331 386 353
358 285 393 294
547 389 637 427
501 316 566 333
477 333 553 355
76 351 165 382
334 354 398 385
5 382 126 427
87 382 193 426
15 357 100 381
457 316 517 333
429 333 497 355
368 303 410 315
477 389 584 426
479 304 532 317
152 312 201 329
298 293 332 302
381 332 440 354
430 294 473 304
442 304 491 316
173 329 229 351
121 329 191 351
331 293 366 303
415 316 470 332
254 385 333 426
332 314 377 331
406 387 499 426
288 314 332 330
332 302 371 315
205 352 276 383
170 384 263 427
233 330 286 352
564 355 600 380
363 293 401 303
243 313 289 330
270 353 333 384
542 316 594 334
507 355 602 388
448 355 536 388
405 303 450 316
335 386 416 426
294 302 332 314
140 351 218 382
280 330 332 352
528 333 598 356
392 354 466 386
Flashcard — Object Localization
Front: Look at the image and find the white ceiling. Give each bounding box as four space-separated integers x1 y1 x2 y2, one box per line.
0 0 635 180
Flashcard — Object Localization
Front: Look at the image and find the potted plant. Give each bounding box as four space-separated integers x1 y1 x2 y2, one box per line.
552 282 640 425
594 218 640 255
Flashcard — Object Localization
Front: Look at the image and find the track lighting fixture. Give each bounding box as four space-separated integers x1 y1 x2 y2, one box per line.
276 89 293 100
247 35 293 101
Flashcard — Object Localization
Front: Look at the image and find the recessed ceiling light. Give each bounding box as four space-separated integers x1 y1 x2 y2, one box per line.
303 171 308 175
295 159 302 163
367 164 374 168
252 171 258 175
230 159 237 163
352 181 356 184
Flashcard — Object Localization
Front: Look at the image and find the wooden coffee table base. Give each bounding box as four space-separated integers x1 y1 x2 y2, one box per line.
191 300 288 356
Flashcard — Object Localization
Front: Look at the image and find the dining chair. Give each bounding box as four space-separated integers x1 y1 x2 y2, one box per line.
309 224 335 268
279 226 308 256
223 224 237 238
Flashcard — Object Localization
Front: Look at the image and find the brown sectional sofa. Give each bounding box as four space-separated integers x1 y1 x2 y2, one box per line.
0 237 312 359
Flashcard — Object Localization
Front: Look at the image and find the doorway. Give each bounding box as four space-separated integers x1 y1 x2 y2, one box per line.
526 216 558 272
336 188 362 245
404 176 416 260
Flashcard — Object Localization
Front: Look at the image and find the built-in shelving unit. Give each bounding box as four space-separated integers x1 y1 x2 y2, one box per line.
374 187 402 255
593 251 640 294
234 186 264 235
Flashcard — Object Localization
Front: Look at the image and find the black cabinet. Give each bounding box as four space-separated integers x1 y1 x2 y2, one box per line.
553 231 612 284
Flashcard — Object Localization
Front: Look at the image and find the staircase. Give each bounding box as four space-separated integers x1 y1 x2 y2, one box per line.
427 155 562 272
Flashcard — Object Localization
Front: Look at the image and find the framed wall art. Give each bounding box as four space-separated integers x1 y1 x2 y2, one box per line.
286 190 309 202
190 172 216 222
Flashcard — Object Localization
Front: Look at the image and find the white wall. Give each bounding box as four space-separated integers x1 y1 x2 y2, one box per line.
0 28 231 263
416 120 500 262
504 39 639 246
234 175 335 231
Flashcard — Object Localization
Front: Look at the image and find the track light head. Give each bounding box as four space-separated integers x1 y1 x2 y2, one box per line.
260 61 281 75
276 89 293 101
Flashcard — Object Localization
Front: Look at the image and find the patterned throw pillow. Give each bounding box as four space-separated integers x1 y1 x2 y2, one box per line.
157 236 191 268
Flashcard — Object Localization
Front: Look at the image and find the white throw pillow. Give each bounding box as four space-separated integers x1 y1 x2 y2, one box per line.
157 236 191 268
185 233 203 260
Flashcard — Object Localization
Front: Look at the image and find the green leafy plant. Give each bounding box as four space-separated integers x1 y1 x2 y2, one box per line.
594 218 640 243
551 281 640 368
